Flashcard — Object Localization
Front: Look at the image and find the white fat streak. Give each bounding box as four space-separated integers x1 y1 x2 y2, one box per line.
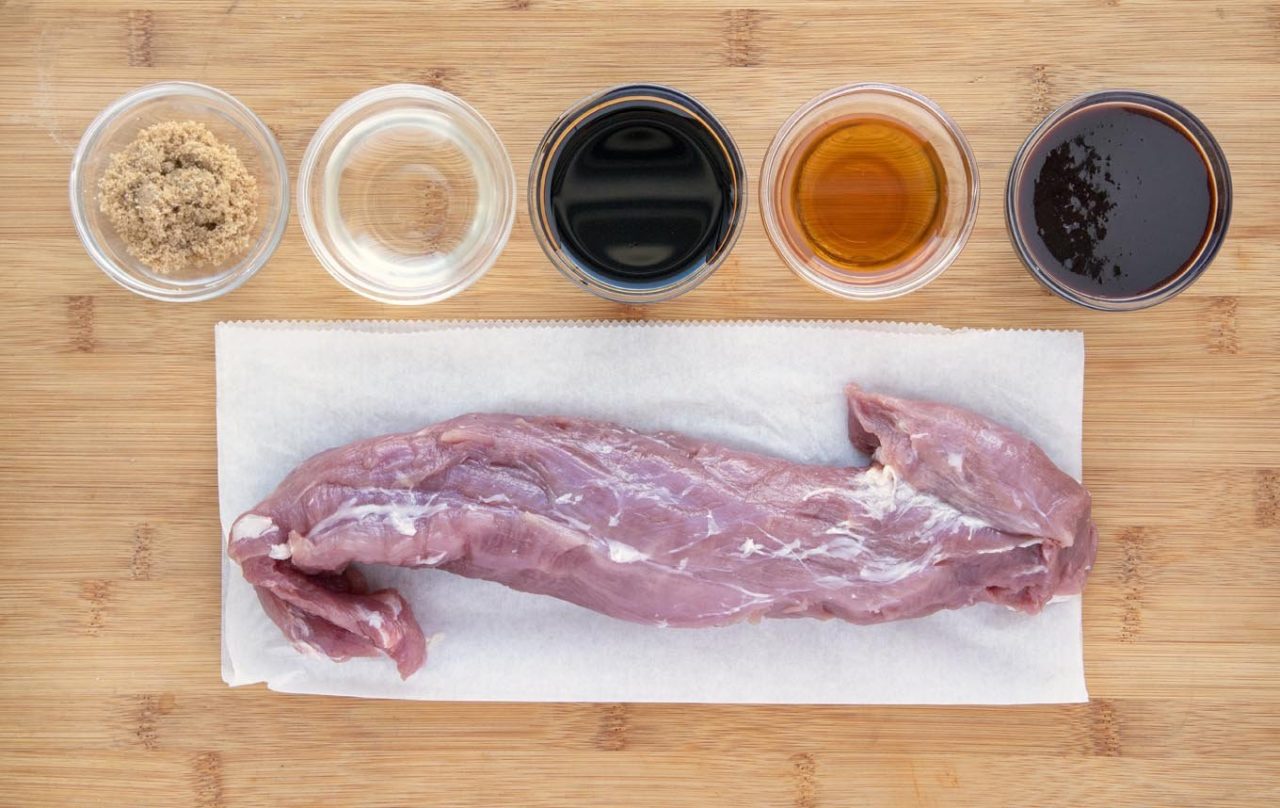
851 544 945 584
761 471 985 582
807 466 990 532
723 581 772 602
231 513 275 542
665 511 727 556
554 492 584 505
824 521 864 538
849 466 902 520
689 579 777 622
555 512 594 533
268 543 293 560
857 558 929 583
356 605 392 645
387 510 418 536
799 468 902 521
972 539 1044 555
742 530 867 564
309 497 446 538
630 486 677 505
822 535 868 559
607 514 620 527
947 452 964 472
773 540 804 558
605 540 648 564
478 494 512 505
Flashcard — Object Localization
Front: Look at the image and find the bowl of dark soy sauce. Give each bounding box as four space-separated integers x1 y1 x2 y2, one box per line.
530 84 746 303
1007 90 1231 311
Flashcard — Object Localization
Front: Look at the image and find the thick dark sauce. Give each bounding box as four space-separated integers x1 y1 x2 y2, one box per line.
544 94 738 286
1014 103 1215 298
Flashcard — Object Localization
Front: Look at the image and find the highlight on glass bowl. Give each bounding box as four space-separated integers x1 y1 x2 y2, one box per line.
297 83 516 305
70 81 289 302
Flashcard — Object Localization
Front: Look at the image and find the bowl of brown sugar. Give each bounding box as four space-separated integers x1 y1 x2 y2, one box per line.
70 82 288 302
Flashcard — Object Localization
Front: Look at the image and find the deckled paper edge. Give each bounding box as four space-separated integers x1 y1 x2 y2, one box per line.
215 320 1089 700
216 330 236 687
213 318 1084 338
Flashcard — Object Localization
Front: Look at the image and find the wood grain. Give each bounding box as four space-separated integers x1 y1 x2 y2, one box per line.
2 1 1278 805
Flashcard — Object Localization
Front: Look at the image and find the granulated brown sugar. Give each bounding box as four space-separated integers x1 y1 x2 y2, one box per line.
98 120 259 274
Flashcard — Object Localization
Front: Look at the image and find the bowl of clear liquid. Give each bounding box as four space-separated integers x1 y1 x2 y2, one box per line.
298 84 516 304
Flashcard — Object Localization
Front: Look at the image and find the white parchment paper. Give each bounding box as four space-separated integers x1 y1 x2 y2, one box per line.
217 321 1087 704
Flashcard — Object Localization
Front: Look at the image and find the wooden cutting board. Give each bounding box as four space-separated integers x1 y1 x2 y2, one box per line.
2 1 1277 805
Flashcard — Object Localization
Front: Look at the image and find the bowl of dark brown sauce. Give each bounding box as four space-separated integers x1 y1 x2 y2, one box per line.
1006 90 1231 311
529 84 746 303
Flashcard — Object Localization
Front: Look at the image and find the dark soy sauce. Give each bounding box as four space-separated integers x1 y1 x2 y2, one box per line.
1013 103 1216 298
543 91 739 286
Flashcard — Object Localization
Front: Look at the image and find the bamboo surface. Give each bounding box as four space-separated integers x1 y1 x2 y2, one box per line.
2 1 1278 806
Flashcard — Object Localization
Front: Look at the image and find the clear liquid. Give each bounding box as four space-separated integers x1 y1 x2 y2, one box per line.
324 109 497 290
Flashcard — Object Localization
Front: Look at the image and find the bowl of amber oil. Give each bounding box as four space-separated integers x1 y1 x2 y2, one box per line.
1006 90 1231 311
760 83 979 300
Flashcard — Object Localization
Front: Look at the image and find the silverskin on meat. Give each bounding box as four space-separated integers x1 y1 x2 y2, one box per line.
228 386 1097 678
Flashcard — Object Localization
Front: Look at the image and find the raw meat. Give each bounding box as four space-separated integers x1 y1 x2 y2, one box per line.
227 385 1097 678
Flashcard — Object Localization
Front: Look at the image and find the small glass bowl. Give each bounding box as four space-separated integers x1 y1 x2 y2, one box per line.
298 84 516 305
1006 90 1232 311
69 82 288 302
528 84 747 303
760 83 979 300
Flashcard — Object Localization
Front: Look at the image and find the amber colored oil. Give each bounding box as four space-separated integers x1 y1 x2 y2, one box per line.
786 115 946 273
